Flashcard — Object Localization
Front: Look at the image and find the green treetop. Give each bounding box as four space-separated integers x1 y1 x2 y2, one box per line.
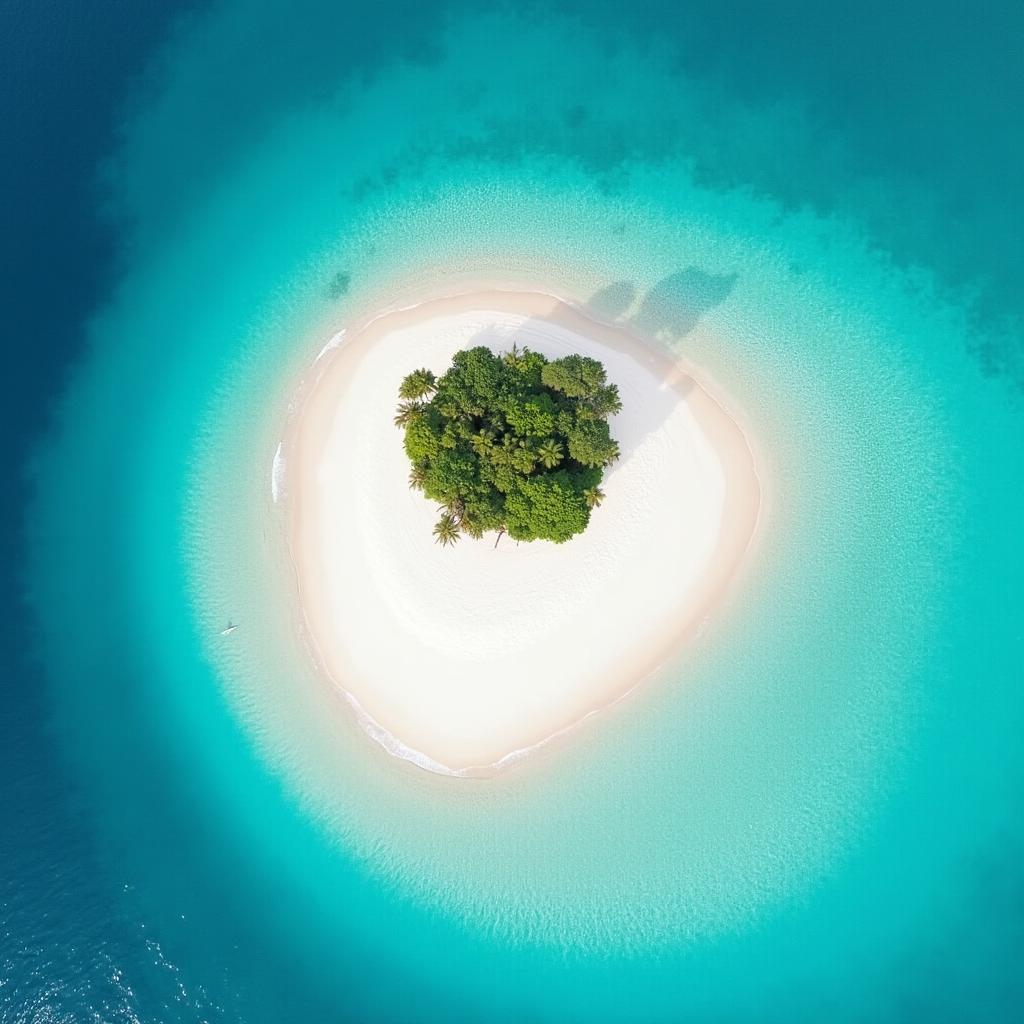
397 346 621 545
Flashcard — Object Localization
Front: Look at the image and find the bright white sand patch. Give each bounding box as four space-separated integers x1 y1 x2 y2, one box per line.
287 291 760 774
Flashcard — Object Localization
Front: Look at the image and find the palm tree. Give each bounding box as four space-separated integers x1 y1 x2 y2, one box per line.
408 464 427 490
584 486 605 509
502 342 522 368
393 400 423 428
471 429 496 457
602 441 621 467
537 439 564 469
398 369 437 401
461 516 484 540
432 513 460 547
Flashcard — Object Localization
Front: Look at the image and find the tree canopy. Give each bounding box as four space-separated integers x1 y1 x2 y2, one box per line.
397 345 621 545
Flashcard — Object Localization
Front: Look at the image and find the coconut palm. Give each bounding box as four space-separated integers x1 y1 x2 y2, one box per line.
398 368 437 401
408 464 427 490
511 445 538 474
432 512 460 547
584 486 606 509
471 429 496 457
393 400 423 428
537 439 564 469
460 516 485 540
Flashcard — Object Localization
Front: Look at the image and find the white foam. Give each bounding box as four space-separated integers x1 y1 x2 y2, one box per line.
314 328 346 363
271 442 286 503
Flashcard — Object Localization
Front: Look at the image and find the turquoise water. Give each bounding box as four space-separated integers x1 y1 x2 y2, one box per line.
10 1 1023 1020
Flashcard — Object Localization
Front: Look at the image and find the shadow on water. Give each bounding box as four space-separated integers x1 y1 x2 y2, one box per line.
327 270 352 298
629 268 737 338
586 281 636 321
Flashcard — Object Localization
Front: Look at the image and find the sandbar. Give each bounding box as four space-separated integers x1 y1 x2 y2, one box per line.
285 290 761 775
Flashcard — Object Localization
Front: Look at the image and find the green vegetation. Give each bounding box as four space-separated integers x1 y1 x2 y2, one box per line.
397 346 621 546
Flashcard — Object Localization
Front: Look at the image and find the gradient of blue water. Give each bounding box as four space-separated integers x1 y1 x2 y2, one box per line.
4 2 1022 1022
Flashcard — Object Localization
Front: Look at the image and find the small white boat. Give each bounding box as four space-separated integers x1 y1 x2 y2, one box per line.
220 622 239 636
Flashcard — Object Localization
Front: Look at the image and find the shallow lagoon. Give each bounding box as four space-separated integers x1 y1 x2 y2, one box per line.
7 2 1023 1021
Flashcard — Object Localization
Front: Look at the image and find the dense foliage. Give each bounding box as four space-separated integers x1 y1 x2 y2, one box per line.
396 345 621 545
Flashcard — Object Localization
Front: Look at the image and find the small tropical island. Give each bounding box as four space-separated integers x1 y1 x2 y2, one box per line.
287 290 761 773
395 347 622 546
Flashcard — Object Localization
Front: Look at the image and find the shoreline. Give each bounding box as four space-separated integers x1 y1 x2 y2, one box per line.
280 288 764 776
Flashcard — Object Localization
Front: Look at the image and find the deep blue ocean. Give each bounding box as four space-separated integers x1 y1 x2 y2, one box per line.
3 2 1022 1022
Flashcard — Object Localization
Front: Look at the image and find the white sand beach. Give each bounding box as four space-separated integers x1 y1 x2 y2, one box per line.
286 291 761 775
